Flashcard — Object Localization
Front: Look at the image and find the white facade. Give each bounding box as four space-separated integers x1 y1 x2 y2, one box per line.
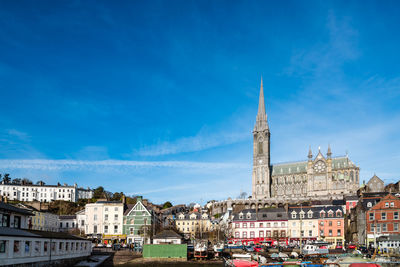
59 215 77 232
0 183 94 203
85 201 124 238
0 235 91 265
232 220 288 240
76 209 86 234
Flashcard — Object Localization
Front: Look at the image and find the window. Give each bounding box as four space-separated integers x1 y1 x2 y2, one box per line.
235 232 239 238
382 212 387 220
328 211 333 218
259 231 264 237
390 202 394 207
104 214 108 221
250 223 255 228
243 223 247 228
300 230 304 237
338 229 341 236
367 202 372 208
337 221 341 226
130 227 134 235
300 212 305 219
14 240 20 254
377 224 381 233
308 211 313 218
11 216 21 228
60 222 63 228
114 225 118 233
320 229 324 236
250 231 255 238
292 230 296 237
266 222 271 227
104 225 108 233
94 215 97 221
114 214 118 221
369 213 374 221
115 207 118 212
292 222 296 227
292 213 296 219
320 221 324 226
394 212 399 220
243 232 247 238
0 241 6 253
281 230 286 237
385 202 389 207
266 231 271 237
246 213 251 219
93 225 97 234
105 207 108 212
382 223 387 232
239 214 243 219
336 210 342 217
320 211 325 218
329 229 332 236
309 230 312 237
394 223 398 231
281 222 285 227
329 221 332 226
273 222 278 227
259 223 263 227
370 223 375 232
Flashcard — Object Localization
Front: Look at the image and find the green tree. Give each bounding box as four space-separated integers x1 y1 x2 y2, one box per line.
12 178 21 185
162 201 173 209
2 174 11 184
93 186 105 199
111 192 124 201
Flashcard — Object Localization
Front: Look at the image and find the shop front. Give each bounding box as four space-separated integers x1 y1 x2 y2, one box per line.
103 234 127 245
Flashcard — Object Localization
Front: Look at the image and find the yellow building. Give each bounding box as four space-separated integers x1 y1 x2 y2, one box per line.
175 212 211 239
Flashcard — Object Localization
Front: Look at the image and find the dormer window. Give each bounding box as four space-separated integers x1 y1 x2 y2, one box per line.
367 202 372 208
299 211 305 219
307 210 313 218
246 213 251 219
336 210 342 217
291 212 297 219
328 210 333 218
239 213 244 219
320 211 325 218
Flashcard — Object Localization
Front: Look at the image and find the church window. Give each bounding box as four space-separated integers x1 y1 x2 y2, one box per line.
258 141 263 154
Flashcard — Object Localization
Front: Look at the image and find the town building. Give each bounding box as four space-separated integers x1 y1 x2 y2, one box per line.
366 194 400 247
0 201 91 265
123 197 152 246
288 205 344 247
0 182 93 203
84 200 124 244
59 215 77 232
76 209 86 235
15 203 59 232
377 235 400 252
231 208 288 245
152 230 182 244
175 212 212 239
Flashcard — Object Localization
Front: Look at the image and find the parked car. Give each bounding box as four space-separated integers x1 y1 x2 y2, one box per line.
347 244 356 249
336 245 343 249
96 243 104 248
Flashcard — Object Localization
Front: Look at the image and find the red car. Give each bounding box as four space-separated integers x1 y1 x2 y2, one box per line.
347 244 357 249
336 245 343 249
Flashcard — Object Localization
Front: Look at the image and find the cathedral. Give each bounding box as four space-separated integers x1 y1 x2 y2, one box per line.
252 79 360 200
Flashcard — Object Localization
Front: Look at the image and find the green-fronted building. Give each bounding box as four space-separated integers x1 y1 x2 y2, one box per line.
123 197 152 246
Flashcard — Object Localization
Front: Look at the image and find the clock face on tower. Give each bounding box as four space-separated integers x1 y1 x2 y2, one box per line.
313 161 326 173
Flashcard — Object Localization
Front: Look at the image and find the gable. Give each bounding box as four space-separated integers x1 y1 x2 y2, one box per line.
127 201 151 217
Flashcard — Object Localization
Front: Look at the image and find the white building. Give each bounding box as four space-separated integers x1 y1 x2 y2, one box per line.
15 203 60 232
76 209 86 234
59 215 77 232
0 183 93 203
85 201 124 243
0 201 91 265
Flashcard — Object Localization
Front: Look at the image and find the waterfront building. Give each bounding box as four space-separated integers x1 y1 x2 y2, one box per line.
0 182 93 203
231 208 288 245
366 194 400 247
16 203 59 232
0 201 91 265
84 200 124 243
175 212 212 239
152 230 182 244
288 205 344 247
123 196 152 246
59 215 77 232
76 209 86 234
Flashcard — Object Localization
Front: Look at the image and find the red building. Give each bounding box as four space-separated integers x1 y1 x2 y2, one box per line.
366 194 400 246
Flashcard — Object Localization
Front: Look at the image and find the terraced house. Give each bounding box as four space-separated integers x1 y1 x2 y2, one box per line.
123 197 152 246
175 212 211 239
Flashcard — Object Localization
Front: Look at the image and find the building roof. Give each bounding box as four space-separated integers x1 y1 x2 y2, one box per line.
288 205 344 220
232 208 288 221
271 156 357 176
153 230 182 240
59 215 76 220
0 228 86 240
0 202 34 216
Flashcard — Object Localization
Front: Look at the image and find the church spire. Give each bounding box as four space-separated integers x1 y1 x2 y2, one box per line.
254 77 269 132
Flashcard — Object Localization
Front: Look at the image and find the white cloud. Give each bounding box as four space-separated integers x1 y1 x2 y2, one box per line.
0 159 247 172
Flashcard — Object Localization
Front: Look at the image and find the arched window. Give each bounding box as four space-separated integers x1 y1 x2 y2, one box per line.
258 141 263 154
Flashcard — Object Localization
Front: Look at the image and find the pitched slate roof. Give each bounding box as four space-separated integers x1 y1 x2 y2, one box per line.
288 205 344 220
153 230 182 239
232 208 288 221
0 202 34 216
0 228 86 240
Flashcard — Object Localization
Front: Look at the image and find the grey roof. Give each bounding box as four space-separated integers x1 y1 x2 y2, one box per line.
377 235 400 242
232 208 288 221
59 215 76 220
153 230 182 239
271 156 357 176
288 205 344 220
0 228 85 240
0 202 34 216
345 195 359 201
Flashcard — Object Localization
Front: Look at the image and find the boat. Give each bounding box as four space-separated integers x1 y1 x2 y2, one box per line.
214 242 224 252
227 240 244 249
301 241 329 256
225 259 259 267
194 240 208 259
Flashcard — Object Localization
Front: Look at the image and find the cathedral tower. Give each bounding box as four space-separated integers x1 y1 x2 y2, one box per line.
252 78 271 199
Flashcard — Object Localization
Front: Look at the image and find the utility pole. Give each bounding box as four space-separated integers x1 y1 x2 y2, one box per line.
300 205 303 253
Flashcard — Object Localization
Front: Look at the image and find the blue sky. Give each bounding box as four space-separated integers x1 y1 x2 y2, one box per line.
0 0 399 204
